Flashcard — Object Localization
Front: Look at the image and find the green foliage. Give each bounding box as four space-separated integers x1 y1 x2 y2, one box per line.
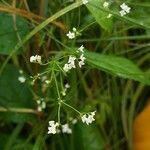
87 0 112 31
0 65 35 123
75 123 106 150
85 51 150 85
0 13 29 55
0 0 149 150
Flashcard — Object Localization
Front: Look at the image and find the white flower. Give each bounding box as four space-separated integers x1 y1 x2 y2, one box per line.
63 56 76 72
19 70 23 74
73 27 77 32
45 80 50 84
30 55 41 64
48 121 59 134
119 3 131 16
119 10 126 16
18 76 26 83
37 98 46 112
68 56 76 68
103 2 109 8
65 83 70 89
63 64 70 72
62 124 72 134
78 54 86 68
30 56 36 63
68 56 76 64
120 3 131 13
82 0 88 5
66 31 75 39
79 60 85 68
81 111 96 125
66 27 79 39
77 45 84 53
72 119 77 124
79 54 86 62
107 13 112 18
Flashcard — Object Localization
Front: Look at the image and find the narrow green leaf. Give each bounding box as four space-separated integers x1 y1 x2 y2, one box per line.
85 51 150 85
87 0 112 31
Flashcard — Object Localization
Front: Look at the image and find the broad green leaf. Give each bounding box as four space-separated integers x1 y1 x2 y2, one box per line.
86 0 112 31
85 51 150 85
74 123 106 150
0 13 29 55
0 65 36 122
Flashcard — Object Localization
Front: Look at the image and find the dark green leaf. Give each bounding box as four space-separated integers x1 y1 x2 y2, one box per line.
74 123 106 150
0 65 36 122
0 13 29 55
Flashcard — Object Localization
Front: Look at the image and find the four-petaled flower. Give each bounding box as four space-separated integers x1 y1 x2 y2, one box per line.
119 3 131 16
103 2 109 8
81 111 96 125
66 31 75 39
48 121 59 134
18 76 26 83
30 55 41 64
62 124 72 134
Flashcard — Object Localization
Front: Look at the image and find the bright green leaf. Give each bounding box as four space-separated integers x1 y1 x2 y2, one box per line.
85 51 150 85
86 0 112 31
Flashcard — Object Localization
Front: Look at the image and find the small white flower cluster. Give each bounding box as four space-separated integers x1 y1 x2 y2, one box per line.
62 124 72 134
48 122 72 134
66 27 78 39
48 121 59 134
37 98 46 112
81 111 96 125
103 2 109 8
77 45 86 68
18 70 26 83
72 118 77 124
48 111 96 134
119 3 131 16
61 83 70 96
63 45 86 72
63 56 76 72
82 0 88 5
30 55 41 64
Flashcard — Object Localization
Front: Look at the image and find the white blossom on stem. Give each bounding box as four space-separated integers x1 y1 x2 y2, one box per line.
81 111 96 125
18 76 26 83
48 121 59 134
30 55 41 64
62 124 72 134
119 3 131 16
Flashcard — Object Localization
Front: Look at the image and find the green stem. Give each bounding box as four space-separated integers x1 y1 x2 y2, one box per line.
53 72 61 99
0 107 37 114
62 101 81 115
58 102 61 124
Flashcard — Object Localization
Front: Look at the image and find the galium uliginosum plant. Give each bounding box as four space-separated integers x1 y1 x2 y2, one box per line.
30 27 96 135
28 1 132 135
